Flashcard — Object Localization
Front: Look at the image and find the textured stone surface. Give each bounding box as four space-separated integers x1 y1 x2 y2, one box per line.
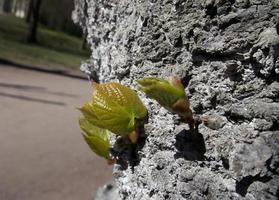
74 0 279 199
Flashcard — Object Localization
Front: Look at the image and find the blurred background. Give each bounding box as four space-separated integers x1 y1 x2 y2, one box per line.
0 0 113 199
0 0 90 69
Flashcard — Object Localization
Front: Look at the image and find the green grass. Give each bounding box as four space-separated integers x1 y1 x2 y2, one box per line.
0 14 90 70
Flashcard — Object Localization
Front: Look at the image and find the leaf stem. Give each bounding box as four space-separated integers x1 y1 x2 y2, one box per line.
128 126 139 144
107 158 117 165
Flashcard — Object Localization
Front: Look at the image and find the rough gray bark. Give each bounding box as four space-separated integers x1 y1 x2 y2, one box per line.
74 0 279 199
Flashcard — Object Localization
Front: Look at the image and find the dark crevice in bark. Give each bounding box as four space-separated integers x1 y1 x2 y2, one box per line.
224 110 248 124
219 17 240 30
270 121 279 131
221 157 230 170
191 49 245 66
205 4 217 18
181 74 192 88
174 129 206 161
174 35 183 48
235 174 272 197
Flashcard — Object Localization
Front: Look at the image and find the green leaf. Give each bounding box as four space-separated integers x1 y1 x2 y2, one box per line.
80 82 148 135
138 77 186 110
79 118 112 159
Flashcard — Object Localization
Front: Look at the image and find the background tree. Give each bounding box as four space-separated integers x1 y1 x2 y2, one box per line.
26 0 42 43
25 0 33 22
3 0 13 13
39 0 81 36
1 0 82 38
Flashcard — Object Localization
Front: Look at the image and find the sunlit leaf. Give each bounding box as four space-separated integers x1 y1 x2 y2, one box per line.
138 76 193 121
79 118 112 159
80 82 148 135
138 77 186 109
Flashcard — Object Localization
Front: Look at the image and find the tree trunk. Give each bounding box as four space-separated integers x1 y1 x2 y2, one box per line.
3 0 13 13
26 0 42 44
74 0 279 199
0 0 3 13
11 0 18 14
25 0 33 23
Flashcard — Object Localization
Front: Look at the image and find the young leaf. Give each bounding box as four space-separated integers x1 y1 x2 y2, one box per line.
80 82 148 136
79 117 112 159
138 76 192 120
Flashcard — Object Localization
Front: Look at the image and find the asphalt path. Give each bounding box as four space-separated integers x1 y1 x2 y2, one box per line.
0 66 113 200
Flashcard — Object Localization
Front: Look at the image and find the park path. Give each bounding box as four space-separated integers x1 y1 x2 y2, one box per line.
0 66 113 200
